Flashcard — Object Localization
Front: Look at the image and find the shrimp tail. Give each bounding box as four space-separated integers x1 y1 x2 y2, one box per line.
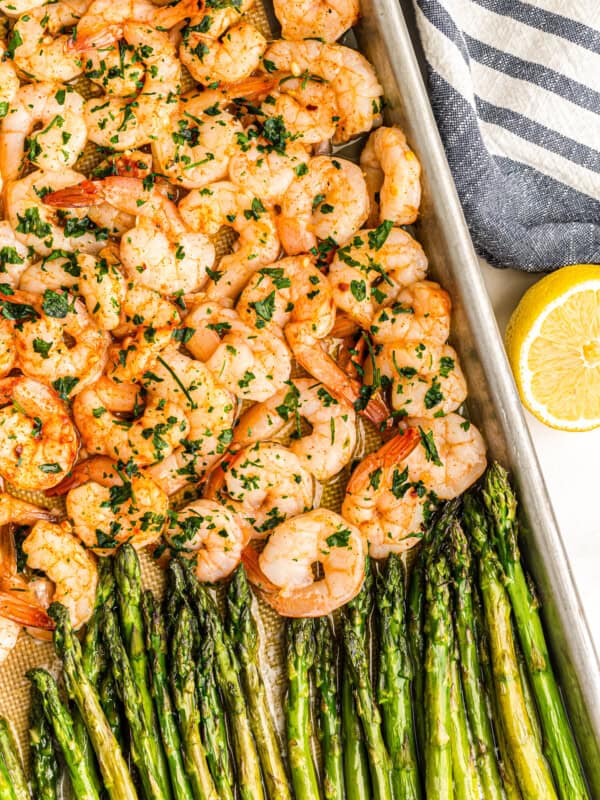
345 427 419 495
240 547 279 593
0 592 55 630
45 456 123 496
42 180 103 208
155 0 205 27
222 75 277 99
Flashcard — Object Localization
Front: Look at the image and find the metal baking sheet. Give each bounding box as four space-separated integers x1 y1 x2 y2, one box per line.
356 0 600 791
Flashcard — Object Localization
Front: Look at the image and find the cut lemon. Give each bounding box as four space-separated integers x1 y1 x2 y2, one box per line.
505 264 600 431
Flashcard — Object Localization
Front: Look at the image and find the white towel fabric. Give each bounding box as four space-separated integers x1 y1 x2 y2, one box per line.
411 0 600 270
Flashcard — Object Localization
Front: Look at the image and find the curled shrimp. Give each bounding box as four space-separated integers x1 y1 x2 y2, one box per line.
277 156 369 255
152 90 243 190
242 508 365 617
0 83 87 182
180 8 266 87
2 288 110 397
43 176 215 295
83 39 147 97
204 442 316 540
0 44 19 117
330 225 428 328
259 76 339 146
0 377 79 491
273 0 359 43
404 413 487 499
165 500 246 582
360 127 422 226
72 377 190 467
50 456 168 555
22 519 97 628
261 40 383 143
179 181 280 300
341 428 429 558
184 301 292 402
369 281 452 346
12 0 87 83
234 378 357 481
0 220 31 288
0 0 46 17
7 169 110 257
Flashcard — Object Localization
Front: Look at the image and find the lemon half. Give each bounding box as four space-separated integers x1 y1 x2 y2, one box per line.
505 265 600 431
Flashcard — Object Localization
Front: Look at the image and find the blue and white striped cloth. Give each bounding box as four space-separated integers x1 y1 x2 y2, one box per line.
412 0 600 271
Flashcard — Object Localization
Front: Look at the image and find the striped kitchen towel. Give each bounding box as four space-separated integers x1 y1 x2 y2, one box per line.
412 0 600 271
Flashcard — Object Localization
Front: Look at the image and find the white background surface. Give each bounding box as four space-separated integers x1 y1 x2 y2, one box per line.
480 260 600 651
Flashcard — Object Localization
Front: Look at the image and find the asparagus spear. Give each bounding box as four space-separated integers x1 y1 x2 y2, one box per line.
314 616 345 800
48 603 138 800
482 463 588 800
98 670 125 752
29 687 59 800
142 591 194 800
100 603 165 800
114 546 172 800
375 555 421 800
0 748 17 800
180 561 265 800
0 717 29 800
423 553 454 800
448 521 504 799
27 669 101 800
285 619 321 800
196 633 235 800
170 605 219 800
449 637 480 800
226 566 291 800
464 496 557 800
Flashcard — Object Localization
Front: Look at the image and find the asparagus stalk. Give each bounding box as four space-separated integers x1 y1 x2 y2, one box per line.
170 605 219 800
423 554 454 800
464 495 557 800
285 619 321 800
0 717 29 800
114 546 172 799
482 463 588 800
48 603 138 800
100 603 165 800
449 638 480 800
448 521 504 799
314 616 345 800
180 561 265 800
98 670 125 752
142 591 194 800
407 500 459 760
516 640 543 748
196 633 235 800
375 555 422 800
27 669 101 800
226 566 291 800
29 687 59 800
0 749 17 800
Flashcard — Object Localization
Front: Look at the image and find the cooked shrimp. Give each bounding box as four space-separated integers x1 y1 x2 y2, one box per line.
72 377 190 467
261 40 383 143
341 428 431 558
0 220 31 287
369 281 452 346
360 127 422 226
7 169 109 256
179 181 280 300
115 282 181 337
43 176 215 294
152 90 243 190
273 0 359 43
165 499 245 582
4 288 110 396
371 342 467 418
204 442 316 539
181 10 266 87
0 0 45 18
0 320 15 378
277 156 369 255
404 413 487 499
330 225 428 328
12 0 87 83
242 508 365 617
228 137 310 207
71 0 201 49
260 77 339 146
236 256 388 425
0 83 87 182
83 39 145 97
22 520 97 628
0 618 20 663
0 377 79 491
51 457 169 555
184 301 292 402
0 44 19 117
234 378 357 481
84 24 181 151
